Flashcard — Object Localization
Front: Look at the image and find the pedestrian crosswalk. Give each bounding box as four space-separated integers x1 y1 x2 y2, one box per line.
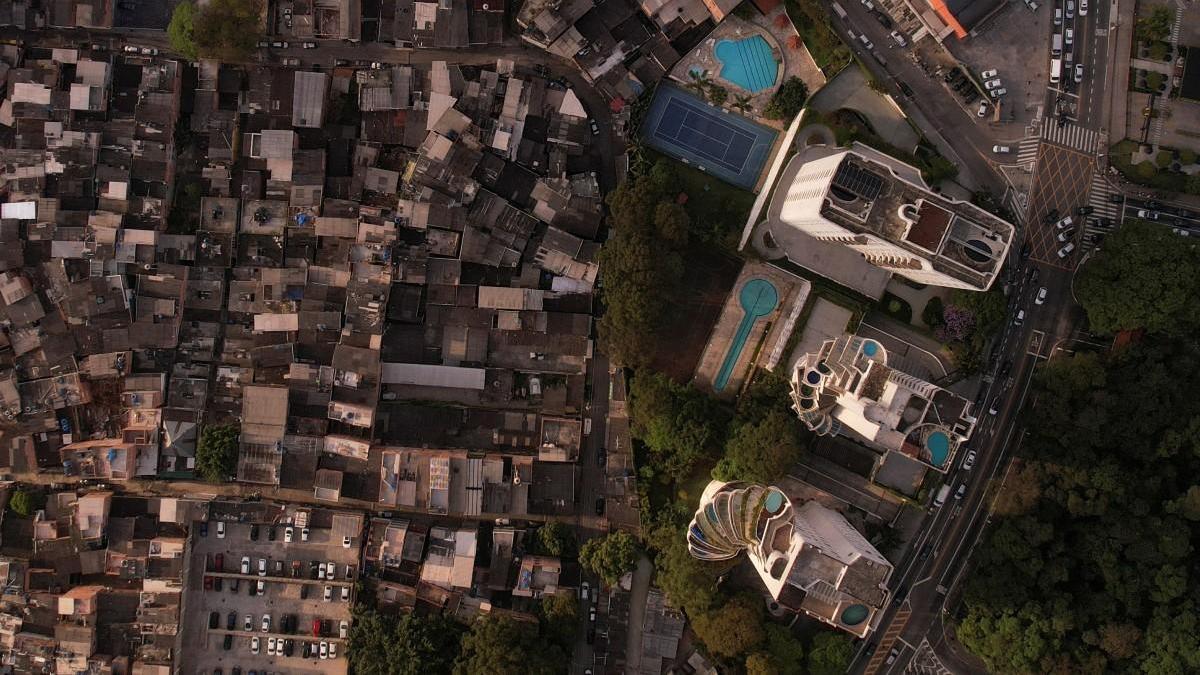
1082 172 1122 252
1041 117 1099 153
1016 136 1040 168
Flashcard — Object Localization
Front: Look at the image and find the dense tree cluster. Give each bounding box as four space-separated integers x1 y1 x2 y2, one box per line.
195 423 239 482
455 614 565 675
7 488 43 517
629 371 730 482
347 609 464 675
924 287 1006 373
959 244 1200 671
764 77 809 121
579 530 639 585
168 0 263 62
1076 219 1200 335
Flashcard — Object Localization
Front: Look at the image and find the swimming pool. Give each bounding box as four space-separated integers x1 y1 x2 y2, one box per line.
926 431 951 467
714 278 779 392
715 36 779 94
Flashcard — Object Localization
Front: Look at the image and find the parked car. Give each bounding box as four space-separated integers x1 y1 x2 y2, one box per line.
955 484 967 500
886 647 900 665
874 11 893 28
250 524 259 541
139 47 158 56
596 447 607 467
244 614 253 631
284 527 293 543
889 30 907 47
223 634 233 651
1075 63 1084 83
216 521 226 538
595 498 605 516
302 41 318 48
256 580 265 595
257 40 271 48
261 614 271 632
209 612 220 629
989 87 1008 98
980 68 998 79
1080 0 1088 13
270 41 289 49
977 101 989 117
1137 209 1159 220
199 521 208 537
340 620 349 639
1057 227 1077 242
320 641 330 659
858 34 874 50
341 586 350 601
1066 0 1075 18
324 585 333 602
301 527 310 541
1057 242 1076 258
1054 7 1062 24
250 637 260 655
1056 215 1074 229
984 78 1002 90
992 145 1011 154
258 558 267 576
1013 309 1025 326
1035 287 1048 305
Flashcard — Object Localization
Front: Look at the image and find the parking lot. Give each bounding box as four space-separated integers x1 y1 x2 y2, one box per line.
181 521 359 675
948 0 1051 130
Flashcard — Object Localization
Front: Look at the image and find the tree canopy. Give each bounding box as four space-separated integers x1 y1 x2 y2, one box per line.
167 1 199 61
764 77 809 121
958 334 1200 673
1076 219 1200 335
190 0 264 62
629 371 729 482
195 423 239 482
691 594 766 659
454 614 564 675
534 521 577 558
8 489 43 517
713 410 803 484
539 591 579 649
598 177 690 367
579 530 639 585
347 608 463 675
806 631 855 675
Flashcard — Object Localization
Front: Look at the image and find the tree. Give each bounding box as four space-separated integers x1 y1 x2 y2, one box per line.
921 296 944 328
1076 219 1200 335
348 609 464 675
1186 173 1200 196
167 1 199 61
192 0 264 62
8 489 43 517
922 154 960 184
746 652 781 675
763 623 805 675
787 35 803 51
713 410 802 484
579 531 639 585
535 521 577 558
195 423 239 482
651 525 722 617
455 614 563 675
692 594 766 659
764 77 809 120
539 591 579 649
629 371 729 481
1136 6 1172 43
708 85 729 106
807 631 854 675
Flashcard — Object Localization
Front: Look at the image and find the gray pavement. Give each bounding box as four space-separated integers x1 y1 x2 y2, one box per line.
624 555 654 674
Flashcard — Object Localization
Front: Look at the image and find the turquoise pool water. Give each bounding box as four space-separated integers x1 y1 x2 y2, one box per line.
715 36 778 94
862 340 879 357
714 278 779 392
841 604 869 626
927 431 951 467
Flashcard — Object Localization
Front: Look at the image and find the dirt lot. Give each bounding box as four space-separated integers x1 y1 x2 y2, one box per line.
180 521 359 675
647 246 742 382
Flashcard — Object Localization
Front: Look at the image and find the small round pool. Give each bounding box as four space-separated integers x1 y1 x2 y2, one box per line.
841 604 869 626
764 489 786 513
862 340 879 357
927 431 951 467
715 36 779 94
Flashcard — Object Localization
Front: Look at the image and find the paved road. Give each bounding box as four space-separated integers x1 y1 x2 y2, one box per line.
827 2 1005 192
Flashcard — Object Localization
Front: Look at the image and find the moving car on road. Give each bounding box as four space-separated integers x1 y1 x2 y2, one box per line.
962 450 977 470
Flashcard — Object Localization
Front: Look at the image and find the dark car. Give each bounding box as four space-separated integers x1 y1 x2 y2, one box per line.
199 521 208 537
227 612 237 630
209 612 220 629
303 642 313 658
873 10 894 28
998 360 1012 379
300 584 309 600
204 576 213 591
214 553 224 571
229 578 239 593
250 524 259 541
284 639 295 657
894 584 909 603
223 634 233 650
595 498 606 516
1020 240 1032 260
1076 205 1094 216
1043 208 1059 225
213 576 223 592
897 81 914 97
268 526 276 541
864 640 878 656
596 448 607 467
918 543 934 559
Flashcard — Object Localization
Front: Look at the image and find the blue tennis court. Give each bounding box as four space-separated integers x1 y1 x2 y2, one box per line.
642 83 779 190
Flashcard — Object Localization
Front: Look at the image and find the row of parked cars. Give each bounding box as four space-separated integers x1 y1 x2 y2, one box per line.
943 67 981 107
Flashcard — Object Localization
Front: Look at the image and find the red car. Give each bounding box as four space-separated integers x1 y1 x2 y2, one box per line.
312 619 321 637
214 553 224 572
204 576 213 590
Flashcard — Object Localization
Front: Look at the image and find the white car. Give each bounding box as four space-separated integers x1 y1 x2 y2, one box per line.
324 585 333 602
301 527 310 541
330 642 338 659
267 637 277 656
1056 215 1074 229
240 556 250 574
1065 28 1074 46
326 561 336 578
1013 309 1025 326
984 78 1002 90
890 31 907 47
250 636 260 654
1066 0 1074 18
977 101 989 117
256 579 265 595
1173 227 1191 236
980 69 998 79
1035 287 1048 305
320 641 330 659
284 527 293 543
1075 64 1084 83
989 88 1007 98
258 558 267 577
1054 7 1062 24
1057 227 1077 242
341 586 350 601
859 34 875 50
992 145 1011 154
861 0 876 9
261 614 271 632
216 521 226 538
342 536 352 548
340 620 349 639
1024 0 1039 9
1137 209 1159 220
1080 0 1088 14
243 614 253 631
1057 242 1076 258
962 450 977 471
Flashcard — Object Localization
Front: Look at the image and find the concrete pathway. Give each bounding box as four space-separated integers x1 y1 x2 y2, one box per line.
624 555 654 673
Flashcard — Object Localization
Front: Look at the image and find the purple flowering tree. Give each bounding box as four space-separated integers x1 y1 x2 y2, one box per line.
935 305 977 343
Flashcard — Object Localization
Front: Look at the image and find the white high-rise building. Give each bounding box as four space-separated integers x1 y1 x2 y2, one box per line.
790 333 975 472
687 481 893 637
774 147 1014 291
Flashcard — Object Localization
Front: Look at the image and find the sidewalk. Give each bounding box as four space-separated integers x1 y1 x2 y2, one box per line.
1107 0 1134 143
624 555 654 673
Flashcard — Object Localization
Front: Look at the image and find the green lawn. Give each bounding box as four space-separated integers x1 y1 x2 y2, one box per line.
646 149 756 251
